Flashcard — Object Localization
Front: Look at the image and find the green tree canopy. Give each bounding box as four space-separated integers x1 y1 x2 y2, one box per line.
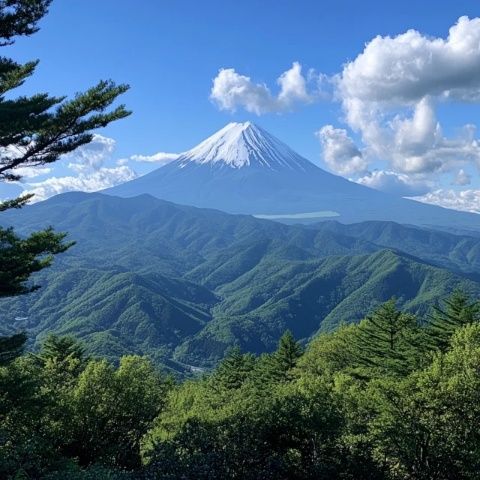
426 289 480 351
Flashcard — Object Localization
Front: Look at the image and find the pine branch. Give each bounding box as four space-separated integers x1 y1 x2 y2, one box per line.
0 0 51 45
0 193 33 211
0 80 130 181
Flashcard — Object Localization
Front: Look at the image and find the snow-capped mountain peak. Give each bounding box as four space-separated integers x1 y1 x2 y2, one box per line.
177 121 313 171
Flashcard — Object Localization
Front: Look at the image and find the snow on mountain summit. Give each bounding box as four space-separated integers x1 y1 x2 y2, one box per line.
178 122 314 171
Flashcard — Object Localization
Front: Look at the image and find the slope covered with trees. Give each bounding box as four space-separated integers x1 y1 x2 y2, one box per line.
3 193 480 369
2 293 480 479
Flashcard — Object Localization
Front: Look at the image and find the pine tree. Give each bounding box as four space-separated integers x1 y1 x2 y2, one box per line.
426 289 480 351
0 1 130 353
212 346 255 390
350 299 420 375
256 330 304 384
275 330 303 372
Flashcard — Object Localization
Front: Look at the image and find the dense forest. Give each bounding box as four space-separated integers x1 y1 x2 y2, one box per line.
4 192 480 372
2 292 480 479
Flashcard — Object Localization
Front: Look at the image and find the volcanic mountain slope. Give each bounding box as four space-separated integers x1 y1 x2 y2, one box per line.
2 192 480 370
107 122 480 230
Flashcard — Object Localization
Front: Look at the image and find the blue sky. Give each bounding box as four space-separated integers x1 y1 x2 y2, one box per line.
4 0 480 211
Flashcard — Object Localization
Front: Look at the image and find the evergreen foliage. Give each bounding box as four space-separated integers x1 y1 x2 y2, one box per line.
0 330 26 364
1 293 480 478
211 346 255 390
427 289 480 351
349 299 424 376
0 0 129 364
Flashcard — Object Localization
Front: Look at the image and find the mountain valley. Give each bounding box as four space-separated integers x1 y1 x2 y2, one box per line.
3 192 480 371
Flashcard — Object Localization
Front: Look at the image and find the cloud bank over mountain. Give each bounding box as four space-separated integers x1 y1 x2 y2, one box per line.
211 16 480 213
16 135 178 202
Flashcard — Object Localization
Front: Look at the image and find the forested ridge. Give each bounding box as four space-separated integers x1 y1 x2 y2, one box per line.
4 193 480 371
2 292 480 479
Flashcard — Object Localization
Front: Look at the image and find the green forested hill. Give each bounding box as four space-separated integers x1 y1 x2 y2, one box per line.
313 220 480 275
2 192 480 370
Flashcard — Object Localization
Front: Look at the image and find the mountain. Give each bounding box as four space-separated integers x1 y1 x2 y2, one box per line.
311 221 480 276
2 192 480 370
107 122 480 230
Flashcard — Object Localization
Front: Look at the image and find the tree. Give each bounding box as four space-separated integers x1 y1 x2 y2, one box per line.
66 356 168 470
275 330 304 372
426 289 480 351
39 334 88 388
41 334 86 364
256 330 304 385
349 299 421 376
0 0 130 296
211 346 255 391
370 323 480 479
0 0 130 350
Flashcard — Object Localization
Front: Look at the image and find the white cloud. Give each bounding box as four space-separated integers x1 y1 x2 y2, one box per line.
452 169 471 186
356 170 432 196
316 125 367 175
15 166 52 179
210 68 273 114
129 152 179 164
277 62 312 107
339 16 480 106
65 134 116 170
334 17 480 176
210 62 314 115
25 166 137 202
387 99 480 175
412 189 480 213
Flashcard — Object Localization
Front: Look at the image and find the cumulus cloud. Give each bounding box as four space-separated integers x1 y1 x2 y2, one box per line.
15 166 52 179
25 166 137 202
412 189 480 214
65 134 116 170
277 62 312 106
452 169 472 186
338 16 480 106
334 17 480 177
356 170 432 196
316 125 367 175
210 62 314 114
387 100 480 175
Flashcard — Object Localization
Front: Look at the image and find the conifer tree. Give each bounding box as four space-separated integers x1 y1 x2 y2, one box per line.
350 299 419 375
257 330 304 384
212 346 255 390
275 330 303 372
426 289 480 351
0 1 130 352
41 334 86 363
39 334 87 378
